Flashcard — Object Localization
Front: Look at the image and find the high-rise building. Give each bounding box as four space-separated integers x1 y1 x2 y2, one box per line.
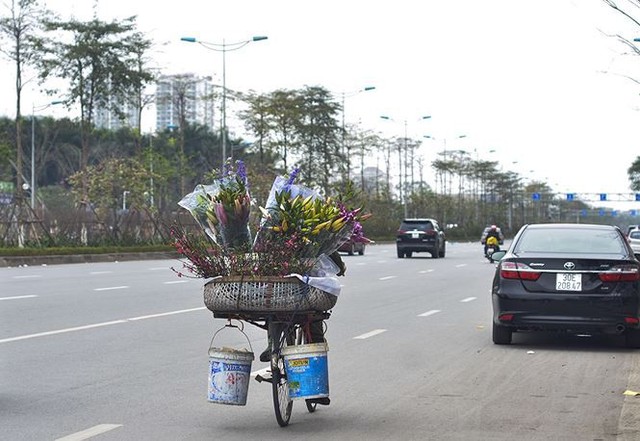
155 73 215 132
94 97 140 131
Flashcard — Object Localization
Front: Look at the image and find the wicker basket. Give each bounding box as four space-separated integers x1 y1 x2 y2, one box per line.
203 276 338 314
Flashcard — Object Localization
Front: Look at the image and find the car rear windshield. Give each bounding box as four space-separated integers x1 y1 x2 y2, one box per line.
514 228 626 254
630 230 640 240
401 221 433 231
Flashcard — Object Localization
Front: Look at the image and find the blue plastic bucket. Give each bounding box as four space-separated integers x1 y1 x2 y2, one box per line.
207 347 254 405
282 342 329 400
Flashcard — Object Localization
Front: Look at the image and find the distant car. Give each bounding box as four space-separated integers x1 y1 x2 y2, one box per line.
628 229 640 258
490 223 640 348
396 218 446 258
628 225 640 237
338 237 366 255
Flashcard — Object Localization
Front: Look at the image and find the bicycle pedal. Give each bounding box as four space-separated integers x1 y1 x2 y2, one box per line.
254 374 272 384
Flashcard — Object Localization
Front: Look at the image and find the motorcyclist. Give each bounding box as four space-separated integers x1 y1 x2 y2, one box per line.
483 225 503 256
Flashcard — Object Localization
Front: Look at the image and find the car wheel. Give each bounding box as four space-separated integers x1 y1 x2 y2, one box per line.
492 323 512 345
439 243 446 258
625 329 640 348
348 244 355 256
358 246 364 256
397 250 404 258
406 251 413 258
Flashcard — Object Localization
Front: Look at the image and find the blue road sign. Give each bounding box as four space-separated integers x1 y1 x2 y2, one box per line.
532 193 540 201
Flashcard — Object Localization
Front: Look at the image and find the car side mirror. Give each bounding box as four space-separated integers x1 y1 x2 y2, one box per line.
490 250 507 262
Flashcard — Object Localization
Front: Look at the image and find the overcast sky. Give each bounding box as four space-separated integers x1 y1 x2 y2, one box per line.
2 0 640 209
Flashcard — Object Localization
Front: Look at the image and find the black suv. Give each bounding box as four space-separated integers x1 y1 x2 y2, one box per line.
396 218 446 258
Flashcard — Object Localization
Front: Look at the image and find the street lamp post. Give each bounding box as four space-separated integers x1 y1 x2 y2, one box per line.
181 35 267 171
31 100 63 209
340 86 375 180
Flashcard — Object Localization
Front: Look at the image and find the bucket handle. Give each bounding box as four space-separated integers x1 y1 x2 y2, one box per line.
209 319 254 354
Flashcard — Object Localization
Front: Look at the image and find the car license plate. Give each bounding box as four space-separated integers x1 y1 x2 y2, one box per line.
556 273 582 291
411 232 419 239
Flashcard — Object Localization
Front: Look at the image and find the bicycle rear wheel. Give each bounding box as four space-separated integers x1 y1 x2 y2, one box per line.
269 321 293 427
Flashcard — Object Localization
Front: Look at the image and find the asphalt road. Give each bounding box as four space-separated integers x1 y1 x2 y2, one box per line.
2 243 640 440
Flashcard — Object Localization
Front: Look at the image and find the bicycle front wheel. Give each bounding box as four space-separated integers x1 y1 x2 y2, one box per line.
269 321 293 427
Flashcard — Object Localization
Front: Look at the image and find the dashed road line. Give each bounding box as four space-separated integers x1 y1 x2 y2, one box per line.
90 271 112 275
128 307 205 321
1 295 37 301
12 275 42 279
94 286 129 291
55 424 122 441
354 329 387 339
379 276 396 281
419 269 434 274
0 307 206 344
461 297 477 302
418 309 441 317
456 264 468 268
163 280 189 285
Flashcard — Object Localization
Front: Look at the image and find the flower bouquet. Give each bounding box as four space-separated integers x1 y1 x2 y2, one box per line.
171 163 370 313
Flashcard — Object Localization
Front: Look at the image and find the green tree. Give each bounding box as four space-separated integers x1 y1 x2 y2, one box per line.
294 86 341 193
35 15 154 200
0 0 49 199
628 157 640 191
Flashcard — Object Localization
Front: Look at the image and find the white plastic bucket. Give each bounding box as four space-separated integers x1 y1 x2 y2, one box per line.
207 347 254 405
282 342 329 400
207 323 254 406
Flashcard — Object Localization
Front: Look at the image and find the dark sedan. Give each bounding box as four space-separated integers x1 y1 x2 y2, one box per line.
490 223 640 348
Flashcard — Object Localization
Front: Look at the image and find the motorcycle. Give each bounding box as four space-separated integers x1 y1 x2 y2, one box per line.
485 236 500 261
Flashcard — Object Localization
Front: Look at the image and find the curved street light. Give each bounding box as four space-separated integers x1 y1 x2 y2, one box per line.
31 100 63 209
181 35 268 170
340 86 375 180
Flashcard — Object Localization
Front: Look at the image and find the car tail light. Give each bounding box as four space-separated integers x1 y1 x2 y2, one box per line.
498 313 514 322
598 265 640 282
397 230 406 235
500 261 541 281
625 317 640 325
425 230 436 236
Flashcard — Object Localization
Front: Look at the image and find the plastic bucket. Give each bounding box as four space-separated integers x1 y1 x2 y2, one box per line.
281 342 329 400
207 324 254 406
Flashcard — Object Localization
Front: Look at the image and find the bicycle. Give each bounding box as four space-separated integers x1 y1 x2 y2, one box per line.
213 310 330 427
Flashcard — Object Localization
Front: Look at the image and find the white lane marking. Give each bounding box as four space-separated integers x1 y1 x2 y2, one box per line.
461 297 477 303
163 280 189 285
418 309 441 317
379 276 396 281
356 262 366 265
377 260 387 263
149 267 168 271
354 329 387 339
0 295 37 301
0 307 206 344
94 286 129 291
12 275 42 279
128 307 205 321
419 269 434 274
456 264 467 268
0 320 127 344
90 271 112 275
55 424 122 441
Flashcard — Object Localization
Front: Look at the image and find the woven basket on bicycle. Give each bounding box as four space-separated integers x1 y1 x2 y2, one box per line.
203 276 338 314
